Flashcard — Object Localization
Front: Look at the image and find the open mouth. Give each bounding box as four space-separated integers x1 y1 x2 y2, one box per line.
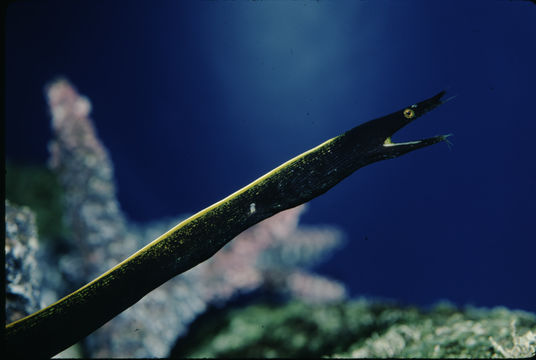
369 90 453 154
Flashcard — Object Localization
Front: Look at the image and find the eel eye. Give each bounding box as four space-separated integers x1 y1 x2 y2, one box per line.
403 108 415 119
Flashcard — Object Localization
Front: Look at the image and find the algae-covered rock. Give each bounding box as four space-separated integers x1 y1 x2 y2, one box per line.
339 304 536 358
171 298 536 358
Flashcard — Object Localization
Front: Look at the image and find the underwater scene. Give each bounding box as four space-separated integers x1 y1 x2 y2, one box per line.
4 1 536 358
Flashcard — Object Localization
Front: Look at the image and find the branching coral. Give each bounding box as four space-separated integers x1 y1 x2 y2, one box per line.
46 78 135 282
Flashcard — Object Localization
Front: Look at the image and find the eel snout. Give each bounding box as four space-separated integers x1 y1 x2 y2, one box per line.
371 90 452 157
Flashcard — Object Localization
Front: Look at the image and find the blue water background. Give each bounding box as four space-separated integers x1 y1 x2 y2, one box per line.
5 1 536 312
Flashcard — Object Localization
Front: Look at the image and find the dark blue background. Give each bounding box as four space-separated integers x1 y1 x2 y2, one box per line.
5 1 536 312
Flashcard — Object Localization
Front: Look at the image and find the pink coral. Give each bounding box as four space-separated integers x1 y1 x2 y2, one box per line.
46 78 136 283
193 204 346 304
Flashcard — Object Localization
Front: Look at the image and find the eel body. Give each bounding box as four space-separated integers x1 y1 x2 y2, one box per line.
5 91 450 358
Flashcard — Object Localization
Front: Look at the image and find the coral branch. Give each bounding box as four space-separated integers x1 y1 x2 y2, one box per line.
47 78 133 282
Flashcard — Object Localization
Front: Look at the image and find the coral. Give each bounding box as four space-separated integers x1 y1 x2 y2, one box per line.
172 299 536 358
46 78 136 283
489 319 536 358
191 204 346 305
5 200 44 323
284 270 347 303
43 78 346 357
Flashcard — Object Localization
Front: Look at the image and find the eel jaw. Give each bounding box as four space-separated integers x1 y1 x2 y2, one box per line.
381 133 451 157
362 90 451 158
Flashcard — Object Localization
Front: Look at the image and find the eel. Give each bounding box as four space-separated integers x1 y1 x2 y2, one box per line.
5 91 451 358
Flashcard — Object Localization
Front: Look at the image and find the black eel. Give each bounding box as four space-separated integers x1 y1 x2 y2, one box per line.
5 91 451 358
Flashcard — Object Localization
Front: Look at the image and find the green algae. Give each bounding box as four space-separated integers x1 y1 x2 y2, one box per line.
5 161 68 241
